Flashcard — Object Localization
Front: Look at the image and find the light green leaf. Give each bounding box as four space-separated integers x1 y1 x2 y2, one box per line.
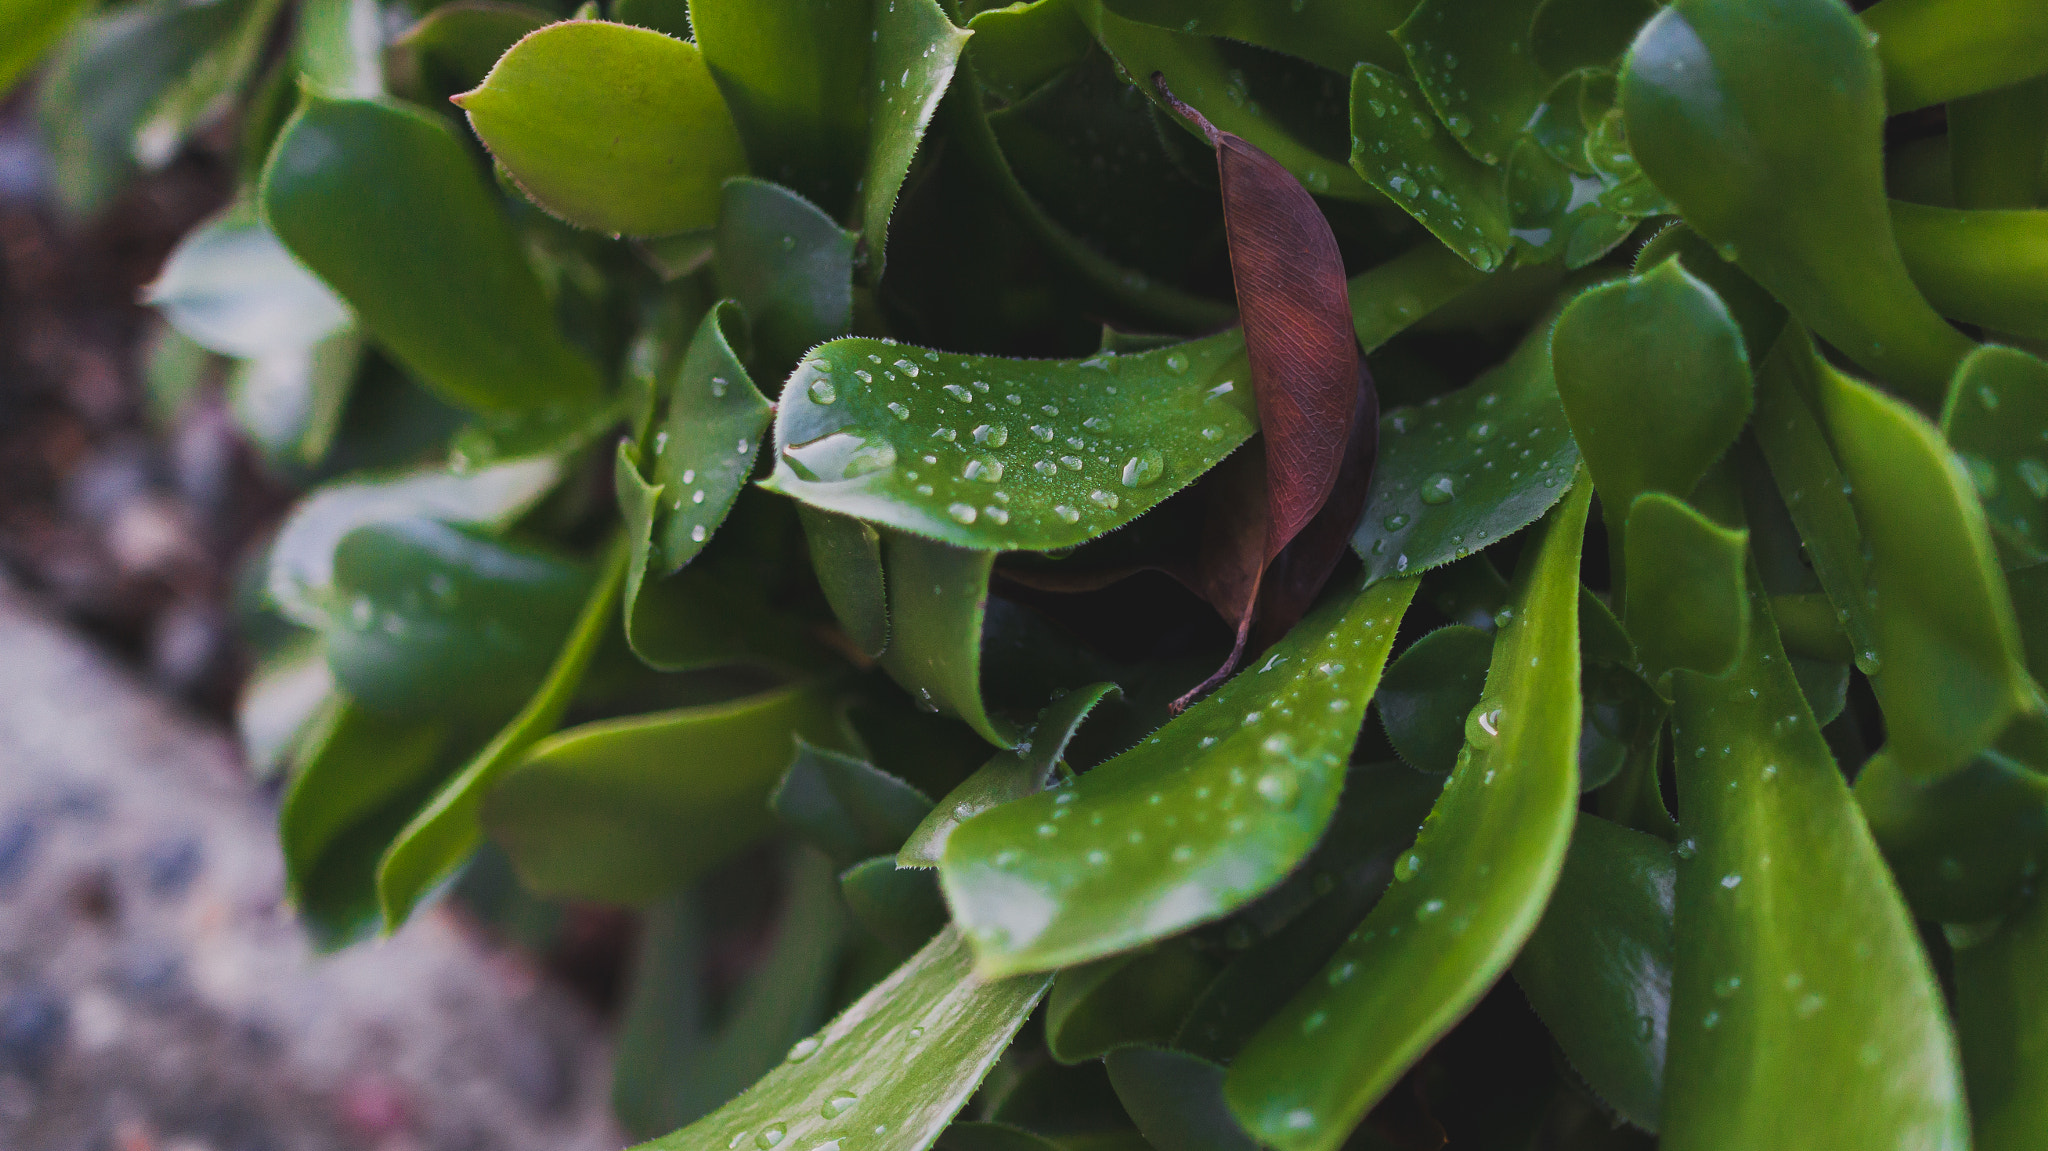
857 0 968 277
1891 203 2048 342
1345 242 1491 354
458 20 747 237
648 301 775 575
295 0 383 98
1347 64 1511 273
765 331 1256 551
964 0 1092 102
146 204 348 358
941 575 1418 977
633 927 1052 1151
1225 478 1588 1151
0 0 92 97
1863 0 2048 113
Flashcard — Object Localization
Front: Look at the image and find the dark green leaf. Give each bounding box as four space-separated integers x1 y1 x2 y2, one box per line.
391 2 549 99
1101 0 1409 77
714 178 858 377
1106 1047 1257 1151
1344 242 1491 354
1376 625 1492 774
1393 0 1548 167
648 301 775 574
1500 136 1637 271
1530 0 1657 76
875 534 1014 748
801 507 890 659
1953 883 2048 1151
773 741 935 869
1942 345 2048 566
1855 749 2048 923
1347 64 1511 273
855 0 968 276
1045 940 1217 1063
1947 77 2048 210
1622 492 1749 684
963 0 1092 103
842 856 950 953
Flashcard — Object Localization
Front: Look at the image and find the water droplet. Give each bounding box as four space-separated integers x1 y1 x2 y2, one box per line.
1121 450 1165 488
1035 822 1057 837
691 524 708 543
948 503 977 524
1054 505 1080 523
808 379 837 404
984 507 1009 525
1676 837 1698 859
1416 898 1445 922
1380 512 1410 532
1720 873 1742 889
1420 473 1456 504
1061 455 1084 471
1164 352 1190 374
1087 489 1119 510
711 376 730 397
1256 767 1300 809
1301 1009 1328 1035
972 423 1008 447
1465 705 1502 747
1394 851 1423 882
1713 975 1742 998
2021 458 2048 500
653 430 669 454
963 457 1003 483
895 359 920 378
932 427 957 443
1716 241 1740 262
944 383 974 402
786 1037 820 1062
1466 421 1495 443
1796 993 1826 1018
1702 1010 1721 1029
757 1126 787 1149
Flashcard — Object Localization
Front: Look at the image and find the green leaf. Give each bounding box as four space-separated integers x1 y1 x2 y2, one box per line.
375 534 628 925
322 518 591 720
841 856 950 953
773 741 935 869
1376 625 1492 774
1500 135 1639 271
392 2 550 100
1863 0 2048 113
1622 492 1749 684
1891 204 2048 342
633 927 1052 1151
1948 78 2048 211
801 507 890 659
764 331 1257 551
260 92 605 416
146 202 350 358
224 329 362 465
714 179 858 378
1619 0 1975 408
966 0 1095 102
614 854 846 1138
238 635 335 780
1344 242 1492 354
266 458 562 628
1045 940 1217 1063
875 534 1014 748
941 575 1417 977
1818 348 2036 780
295 0 383 98
855 0 968 277
0 0 91 96
1942 344 2048 566
1100 0 1409 78
1347 64 1511 273
1954 883 2048 1151
1105 1047 1257 1151
1393 0 1548 168
1659 579 1968 1151
1511 813 1674 1133
648 301 775 575
1530 0 1657 76
484 682 845 903
1551 260 1754 565
457 20 746 237
1351 317 1581 582
899 684 1119 868
1224 477 1589 1151
1855 749 2048 923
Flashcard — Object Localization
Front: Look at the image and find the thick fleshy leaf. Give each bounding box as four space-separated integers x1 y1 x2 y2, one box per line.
1954 883 2048 1151
1660 579 1968 1151
1948 78 2048 210
457 20 746 237
266 458 561 628
1862 0 2048 113
1511 814 1674 1133
633 927 1052 1151
1224 478 1588 1151
375 536 628 925
1855 749 2048 924
1376 625 1492 774
261 93 605 415
1105 1048 1257 1151
392 2 548 99
875 535 1013 748
1352 317 1580 581
900 684 1120 868
323 518 591 720
801 508 889 658
714 179 857 378
1551 260 1753 564
1101 0 1409 77
1619 0 1975 407
1347 65 1511 274
1622 492 1748 684
1 0 91 96
764 331 1257 551
773 741 935 870
1344 242 1491 354
856 0 967 276
648 302 774 574
1393 0 1548 167
962 0 1091 102
1500 136 1638 271
485 684 845 903
1942 344 2048 566
1818 351 2036 780
841 856 949 953
1891 204 2048 342
145 203 350 358
942 575 1417 977
1045 941 1218 1063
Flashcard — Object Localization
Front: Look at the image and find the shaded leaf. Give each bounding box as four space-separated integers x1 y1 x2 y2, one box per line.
1855 749 2048 923
1942 344 2048 566
1344 242 1491 354
1953 882 2048 1151
145 202 350 358
842 856 950 953
1500 136 1637 271
1530 0 1657 76
1101 0 1408 78
876 534 1014 748
964 0 1092 103
802 507 890 659
391 2 548 100
1393 0 1548 168
1045 940 1218 1063
1891 203 2048 342
1621 492 1748 685
1376 625 1492 775
1105 1047 1257 1151
773 741 935 870
1347 64 1511 273
1947 77 2048 210
714 178 858 378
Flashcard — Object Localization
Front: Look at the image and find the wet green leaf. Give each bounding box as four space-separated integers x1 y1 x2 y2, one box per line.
876 535 1013 748
1661 579 1968 1151
1352 318 1581 582
1344 242 1491 354
261 93 606 416
764 331 1257 552
1500 137 1638 271
1855 749 2048 923
773 741 935 870
1631 223 1789 363
689 0 869 214
1394 0 1548 168
376 536 628 925
1863 0 2048 113
1622 492 1748 685
963 0 1092 103
1942 344 2048 566
900 684 1120 868
485 682 845 903
648 301 774 575
1512 813 1674 1133
715 179 857 378
457 20 746 237
1045 940 1217 1063
1954 883 2048 1151
1551 260 1753 565
842 856 950 953
1891 203 2048 342
266 458 562 628
1347 64 1510 273
943 575 1417 977
855 0 968 276
1105 1047 1257 1151
323 518 591 720
1376 625 1492 774
1818 349 2036 780
391 2 548 99
1225 478 1588 1151
634 927 1052 1151
1620 0 1975 407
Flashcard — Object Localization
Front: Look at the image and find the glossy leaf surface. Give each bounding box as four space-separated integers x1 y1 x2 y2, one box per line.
1347 65 1511 274
1352 318 1580 581
1619 0 1974 406
1105 1047 1257 1151
647 302 774 575
261 93 604 415
1394 0 1548 167
458 20 747 237
1863 0 2048 112
635 927 1052 1151
1891 204 2048 342
1661 580 1968 1151
942 576 1418 976
1512 814 1674 1133
773 741 936 870
1942 344 2048 566
1954 884 2048 1151
765 331 1257 551
1376 625 1491 774
1622 492 1748 684
1226 479 1588 1151
714 179 857 378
